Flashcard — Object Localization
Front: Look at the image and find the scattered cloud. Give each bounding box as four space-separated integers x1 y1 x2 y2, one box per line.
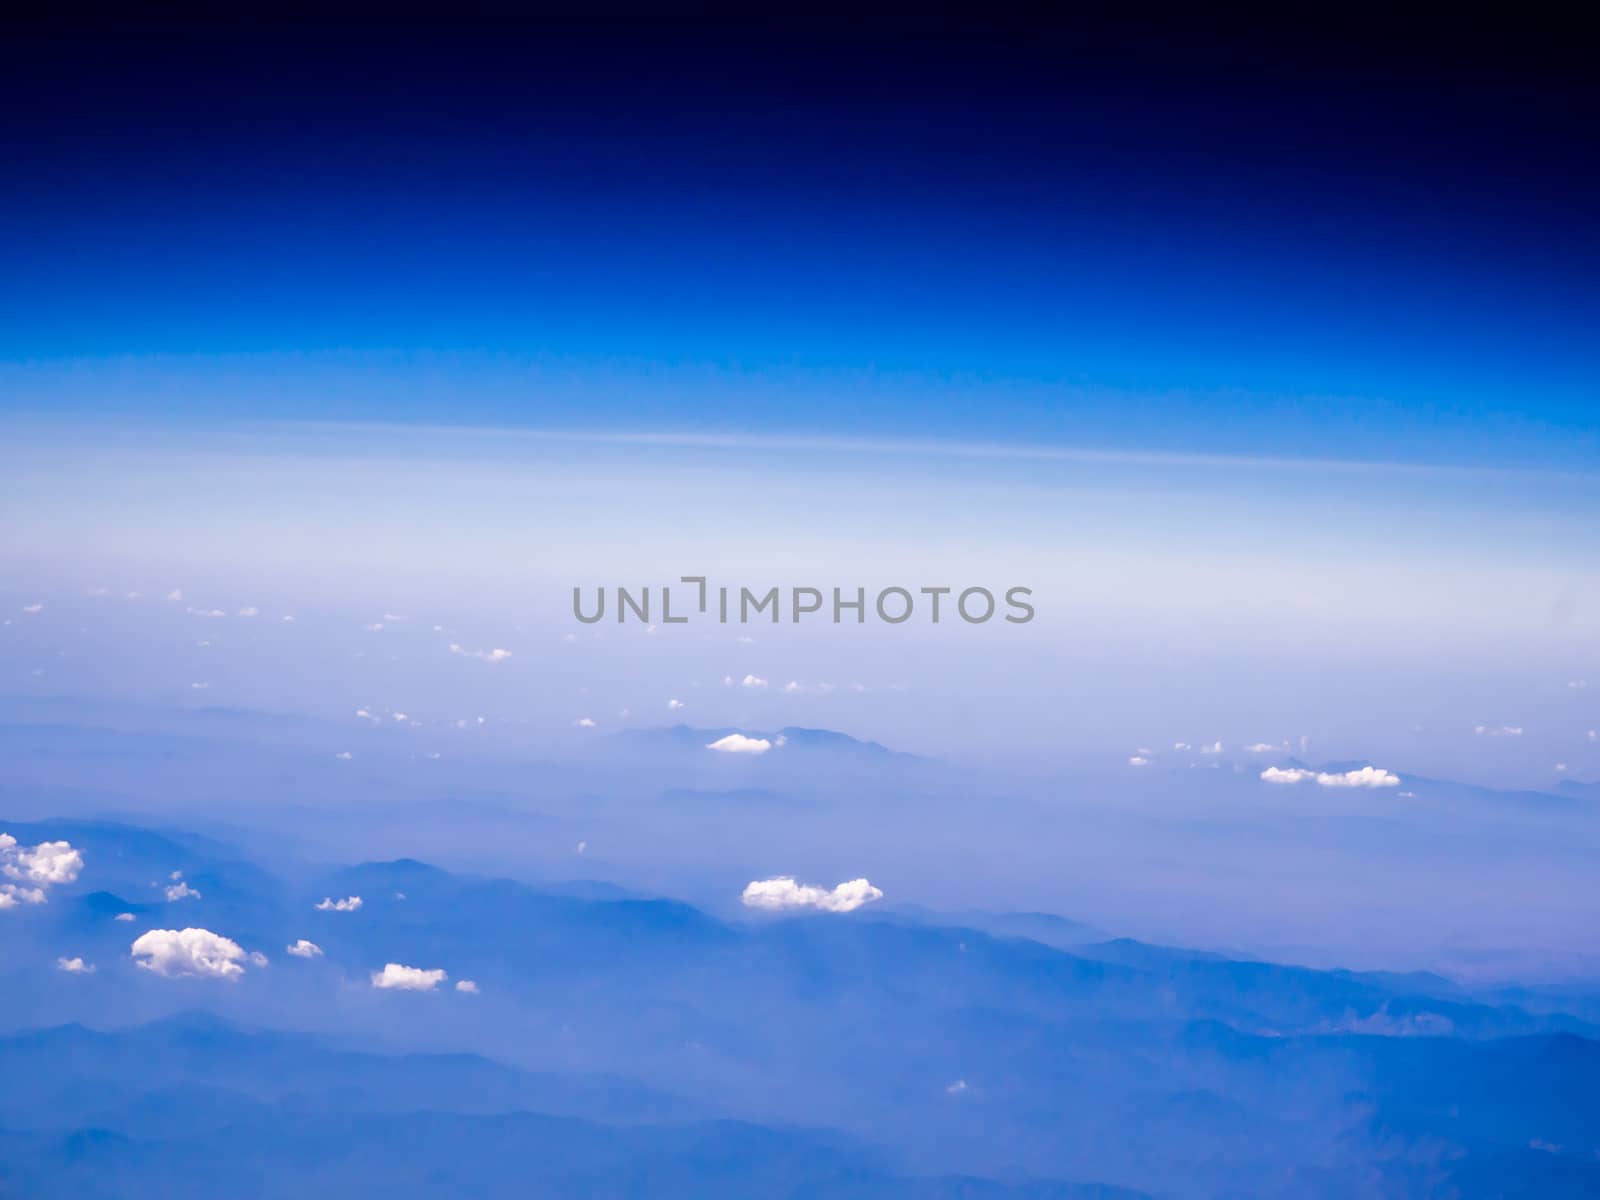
1199 741 1224 755
114 912 136 922
1244 742 1280 753
286 939 323 958
1261 765 1401 788
21 603 42 614
1128 755 1150 767
56 956 95 974
945 1079 968 1095
668 698 684 710
1 835 84 886
1173 742 1191 751
164 878 202 901
166 589 183 602
740 674 768 689
1475 725 1523 737
237 606 260 617
574 717 596 728
316 895 363 912
131 928 252 980
449 643 512 663
741 876 884 913
455 979 479 994
190 682 210 690
371 963 447 991
707 733 772 755
335 751 353 760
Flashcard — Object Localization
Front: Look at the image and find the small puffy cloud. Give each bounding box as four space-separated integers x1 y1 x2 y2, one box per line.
741 876 884 914
335 751 353 760
1128 755 1150 767
316 895 363 912
574 717 596 728
166 589 183 602
371 963 447 991
1568 680 1588 690
1245 742 1279 753
237 606 260 617
187 606 227 618
131 928 251 980
449 643 512 663
21 603 42 614
1173 742 1191 751
740 674 768 689
287 939 323 958
945 1079 968 1095
707 733 771 755
667 699 684 710
1261 765 1401 789
164 880 202 902
56 956 95 974
1475 725 1523 737
249 950 269 967
190 681 210 690
2 837 84 886
1199 741 1224 755
114 912 136 922
455 979 479 994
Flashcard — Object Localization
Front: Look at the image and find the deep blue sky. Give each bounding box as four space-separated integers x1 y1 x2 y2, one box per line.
2 14 1596 468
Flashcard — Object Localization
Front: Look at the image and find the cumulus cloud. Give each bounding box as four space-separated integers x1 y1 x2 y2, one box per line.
316 896 363 912
1245 742 1280 753
668 699 684 710
286 939 323 958
1 834 84 910
449 643 512 663
1199 741 1224 755
707 733 772 755
455 979 479 994
57 956 95 973
1261 765 1401 789
131 928 251 980
371 963 447 991
164 880 202 902
1475 724 1523 737
1173 742 1191 751
741 876 884 913
574 717 596 728
1128 755 1150 767
114 912 136 922
740 674 768 689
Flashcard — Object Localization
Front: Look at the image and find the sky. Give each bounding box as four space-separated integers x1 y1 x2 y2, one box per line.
1 14 1597 785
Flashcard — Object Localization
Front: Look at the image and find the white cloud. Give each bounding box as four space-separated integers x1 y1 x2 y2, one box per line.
1567 679 1587 689
945 1079 968 1094
1199 741 1224 755
316 895 363 912
1244 742 1279 753
371 963 447 991
131 928 251 980
1 836 84 886
449 643 512 663
574 717 596 728
335 751 353 760
114 912 136 922
21 603 42 614
455 979 479 994
190 682 210 690
237 606 260 617
668 699 684 710
164 880 202 902
249 950 269 967
187 606 227 618
1128 755 1150 767
56 956 95 973
1172 742 1191 751
286 939 323 958
741 876 884 913
1261 765 1401 789
1475 725 1523 737
707 733 772 755
740 674 768 689
166 589 183 602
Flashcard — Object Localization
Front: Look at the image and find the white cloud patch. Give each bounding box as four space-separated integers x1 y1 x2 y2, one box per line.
707 733 772 755
371 963 447 991
114 912 136 922
21 603 42 614
741 876 884 913
1128 755 1150 767
574 717 596 728
455 979 479 994
164 879 202 902
1 834 84 910
667 699 684 710
287 939 323 958
316 895 363 912
740 674 768 689
57 956 95 973
131 928 252 980
1475 725 1523 737
449 643 512 663
1261 765 1401 789
1199 741 1224 755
